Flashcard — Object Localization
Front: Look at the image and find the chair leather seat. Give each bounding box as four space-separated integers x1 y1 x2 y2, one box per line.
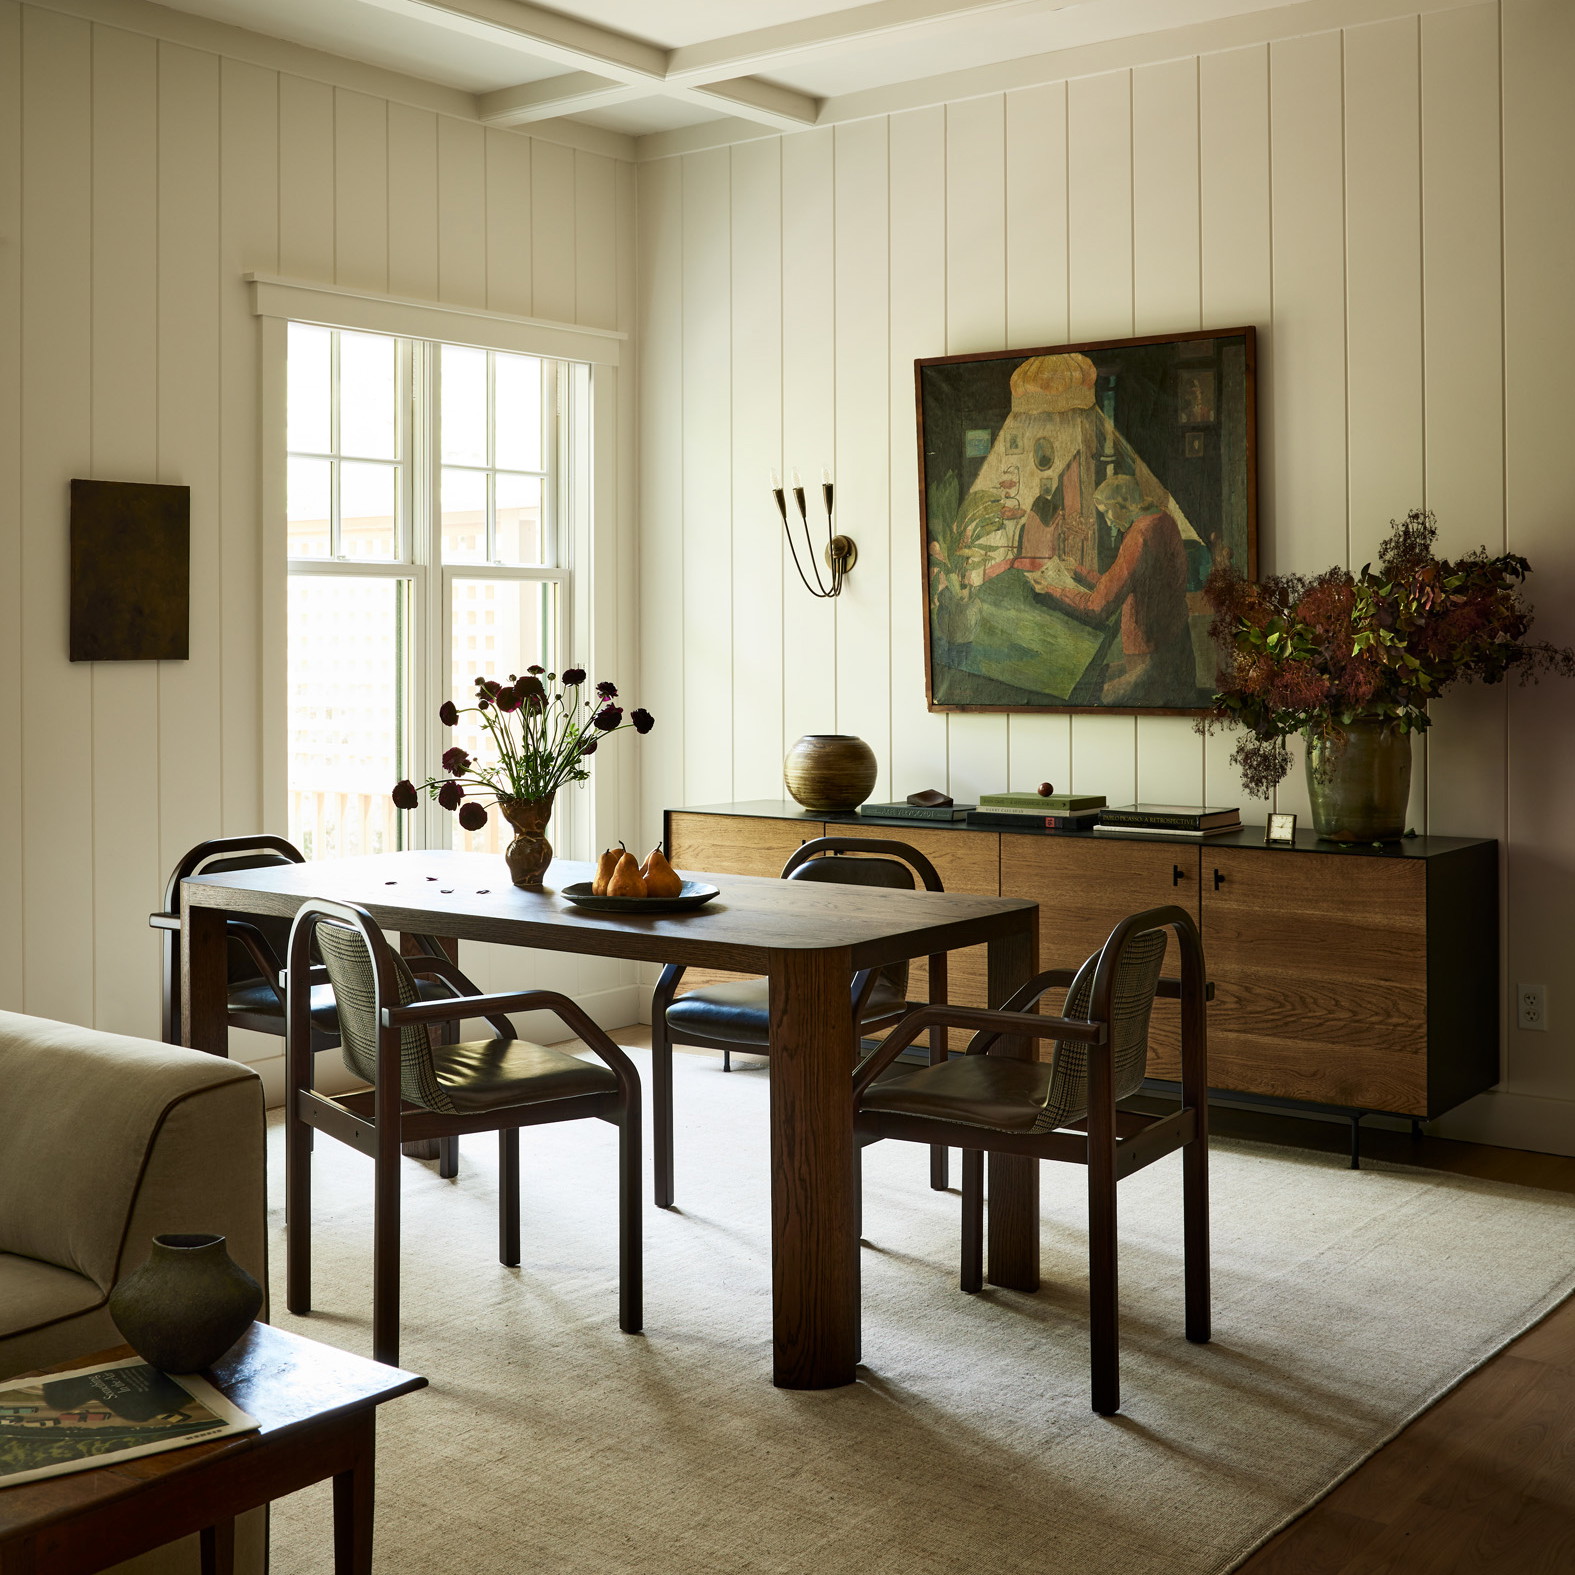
665 973 909 1049
226 977 456 1037
858 1054 1058 1133
431 1038 619 1113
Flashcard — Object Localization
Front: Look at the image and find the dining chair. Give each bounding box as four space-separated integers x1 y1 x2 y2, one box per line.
852 904 1211 1415
285 897 643 1366
150 834 463 1176
649 835 953 1210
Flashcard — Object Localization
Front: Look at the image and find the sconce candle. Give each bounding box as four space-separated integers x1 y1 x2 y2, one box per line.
771 465 857 599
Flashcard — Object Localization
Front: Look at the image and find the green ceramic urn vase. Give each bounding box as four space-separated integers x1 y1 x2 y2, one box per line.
109 1233 263 1373
1305 715 1413 842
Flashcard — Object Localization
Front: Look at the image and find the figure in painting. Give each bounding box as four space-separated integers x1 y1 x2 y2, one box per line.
1026 474 1194 707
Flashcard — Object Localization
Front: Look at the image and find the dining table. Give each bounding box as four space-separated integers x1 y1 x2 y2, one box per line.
179 849 1041 1390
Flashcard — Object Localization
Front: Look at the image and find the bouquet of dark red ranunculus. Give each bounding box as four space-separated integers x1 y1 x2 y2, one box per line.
1202 509 1574 796
392 667 653 831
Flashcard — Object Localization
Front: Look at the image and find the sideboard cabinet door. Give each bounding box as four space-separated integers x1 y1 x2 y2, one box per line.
1202 847 1428 1114
1001 837 1201 1064
667 812 823 878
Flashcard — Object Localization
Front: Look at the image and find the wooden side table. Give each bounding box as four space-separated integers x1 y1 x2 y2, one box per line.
0 1323 425 1574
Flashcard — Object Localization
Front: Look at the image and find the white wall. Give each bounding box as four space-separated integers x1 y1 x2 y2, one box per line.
0 0 643 1087
636 0 1575 1152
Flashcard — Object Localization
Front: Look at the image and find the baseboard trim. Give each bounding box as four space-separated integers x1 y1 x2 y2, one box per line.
1430 1088 1575 1158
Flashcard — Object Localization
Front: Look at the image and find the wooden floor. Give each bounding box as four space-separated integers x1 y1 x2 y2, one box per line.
1204 1106 1575 1575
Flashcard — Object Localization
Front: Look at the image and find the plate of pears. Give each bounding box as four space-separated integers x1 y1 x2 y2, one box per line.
561 844 721 914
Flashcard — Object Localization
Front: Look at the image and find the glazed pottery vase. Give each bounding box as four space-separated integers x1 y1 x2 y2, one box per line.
108 1233 263 1373
783 735 878 812
1305 716 1412 842
500 792 555 886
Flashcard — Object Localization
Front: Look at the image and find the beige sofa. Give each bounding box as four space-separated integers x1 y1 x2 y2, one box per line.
0 1010 267 1572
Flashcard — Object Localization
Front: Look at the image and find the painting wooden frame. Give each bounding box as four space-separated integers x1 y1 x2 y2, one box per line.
916 328 1257 716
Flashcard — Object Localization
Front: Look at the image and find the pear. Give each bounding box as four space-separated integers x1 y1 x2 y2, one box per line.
640 845 684 899
607 850 647 898
591 844 622 896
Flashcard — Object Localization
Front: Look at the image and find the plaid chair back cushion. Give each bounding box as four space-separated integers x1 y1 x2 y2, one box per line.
315 921 457 1114
1034 927 1169 1133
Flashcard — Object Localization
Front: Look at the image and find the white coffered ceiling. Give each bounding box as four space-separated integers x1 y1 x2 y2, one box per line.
146 0 1326 145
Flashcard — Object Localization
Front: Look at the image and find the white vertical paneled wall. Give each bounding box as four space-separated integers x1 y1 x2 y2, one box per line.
637 0 1575 1152
0 1 640 1071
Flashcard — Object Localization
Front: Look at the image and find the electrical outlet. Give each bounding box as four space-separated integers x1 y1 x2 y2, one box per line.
1518 983 1548 1032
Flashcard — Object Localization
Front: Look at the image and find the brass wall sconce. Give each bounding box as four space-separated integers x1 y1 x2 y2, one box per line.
770 468 857 598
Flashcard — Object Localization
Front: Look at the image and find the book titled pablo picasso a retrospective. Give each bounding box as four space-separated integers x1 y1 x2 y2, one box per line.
0 1355 258 1487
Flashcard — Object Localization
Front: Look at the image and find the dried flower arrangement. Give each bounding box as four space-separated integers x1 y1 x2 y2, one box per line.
392 667 654 830
1201 509 1575 797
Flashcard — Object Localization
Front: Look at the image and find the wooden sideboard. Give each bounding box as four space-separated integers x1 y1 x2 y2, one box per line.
664 801 1500 1128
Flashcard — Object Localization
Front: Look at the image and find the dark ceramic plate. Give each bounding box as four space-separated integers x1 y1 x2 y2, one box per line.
558 880 720 914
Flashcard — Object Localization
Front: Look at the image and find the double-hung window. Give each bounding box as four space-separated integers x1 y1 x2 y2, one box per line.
285 323 575 860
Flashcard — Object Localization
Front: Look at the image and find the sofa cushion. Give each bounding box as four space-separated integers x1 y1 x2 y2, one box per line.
0 1252 104 1339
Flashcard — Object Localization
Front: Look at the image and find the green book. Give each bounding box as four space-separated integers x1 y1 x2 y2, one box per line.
978 791 1106 813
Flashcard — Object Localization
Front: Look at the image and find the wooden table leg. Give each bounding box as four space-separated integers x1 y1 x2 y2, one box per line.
200 1518 236 1575
181 902 230 1055
768 946 859 1389
986 921 1040 1291
333 1415 376 1575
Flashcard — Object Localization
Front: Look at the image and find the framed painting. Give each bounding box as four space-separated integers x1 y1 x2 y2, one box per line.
916 328 1257 715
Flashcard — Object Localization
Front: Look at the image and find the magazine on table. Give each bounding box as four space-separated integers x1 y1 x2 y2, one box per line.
0 1355 258 1488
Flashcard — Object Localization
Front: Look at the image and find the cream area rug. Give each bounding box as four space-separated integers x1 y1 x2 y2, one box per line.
265 1043 1575 1575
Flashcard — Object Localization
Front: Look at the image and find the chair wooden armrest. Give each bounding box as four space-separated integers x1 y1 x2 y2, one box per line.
853 1005 1106 1100
1156 977 1215 1001
383 988 641 1093
401 956 517 1039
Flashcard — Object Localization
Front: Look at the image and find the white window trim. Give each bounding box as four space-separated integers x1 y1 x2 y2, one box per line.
248 273 625 366
257 280 621 863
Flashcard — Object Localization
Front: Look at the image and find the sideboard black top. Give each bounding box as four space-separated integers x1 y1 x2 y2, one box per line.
668 800 1497 861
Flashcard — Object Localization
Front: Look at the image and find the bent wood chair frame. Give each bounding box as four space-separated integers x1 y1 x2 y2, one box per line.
853 903 1211 1416
284 897 643 1367
153 834 466 1176
649 835 953 1210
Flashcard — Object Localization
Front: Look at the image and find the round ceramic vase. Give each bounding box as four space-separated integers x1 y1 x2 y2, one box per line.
1305 716 1413 842
108 1233 263 1373
783 735 878 812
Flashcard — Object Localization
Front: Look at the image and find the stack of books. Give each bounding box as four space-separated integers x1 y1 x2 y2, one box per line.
966 791 1107 832
1094 804 1242 838
857 800 974 822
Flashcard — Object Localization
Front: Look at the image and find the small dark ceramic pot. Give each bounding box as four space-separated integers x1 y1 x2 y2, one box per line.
783 734 878 812
108 1233 263 1373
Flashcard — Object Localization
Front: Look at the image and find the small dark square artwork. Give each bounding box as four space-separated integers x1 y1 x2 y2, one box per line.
70 479 190 662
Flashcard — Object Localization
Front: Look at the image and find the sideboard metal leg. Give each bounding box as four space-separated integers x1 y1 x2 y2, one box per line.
1348 1113 1364 1170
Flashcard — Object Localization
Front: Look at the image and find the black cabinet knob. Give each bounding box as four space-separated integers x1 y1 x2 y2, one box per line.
1212 868 1226 890
1172 864 1186 886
